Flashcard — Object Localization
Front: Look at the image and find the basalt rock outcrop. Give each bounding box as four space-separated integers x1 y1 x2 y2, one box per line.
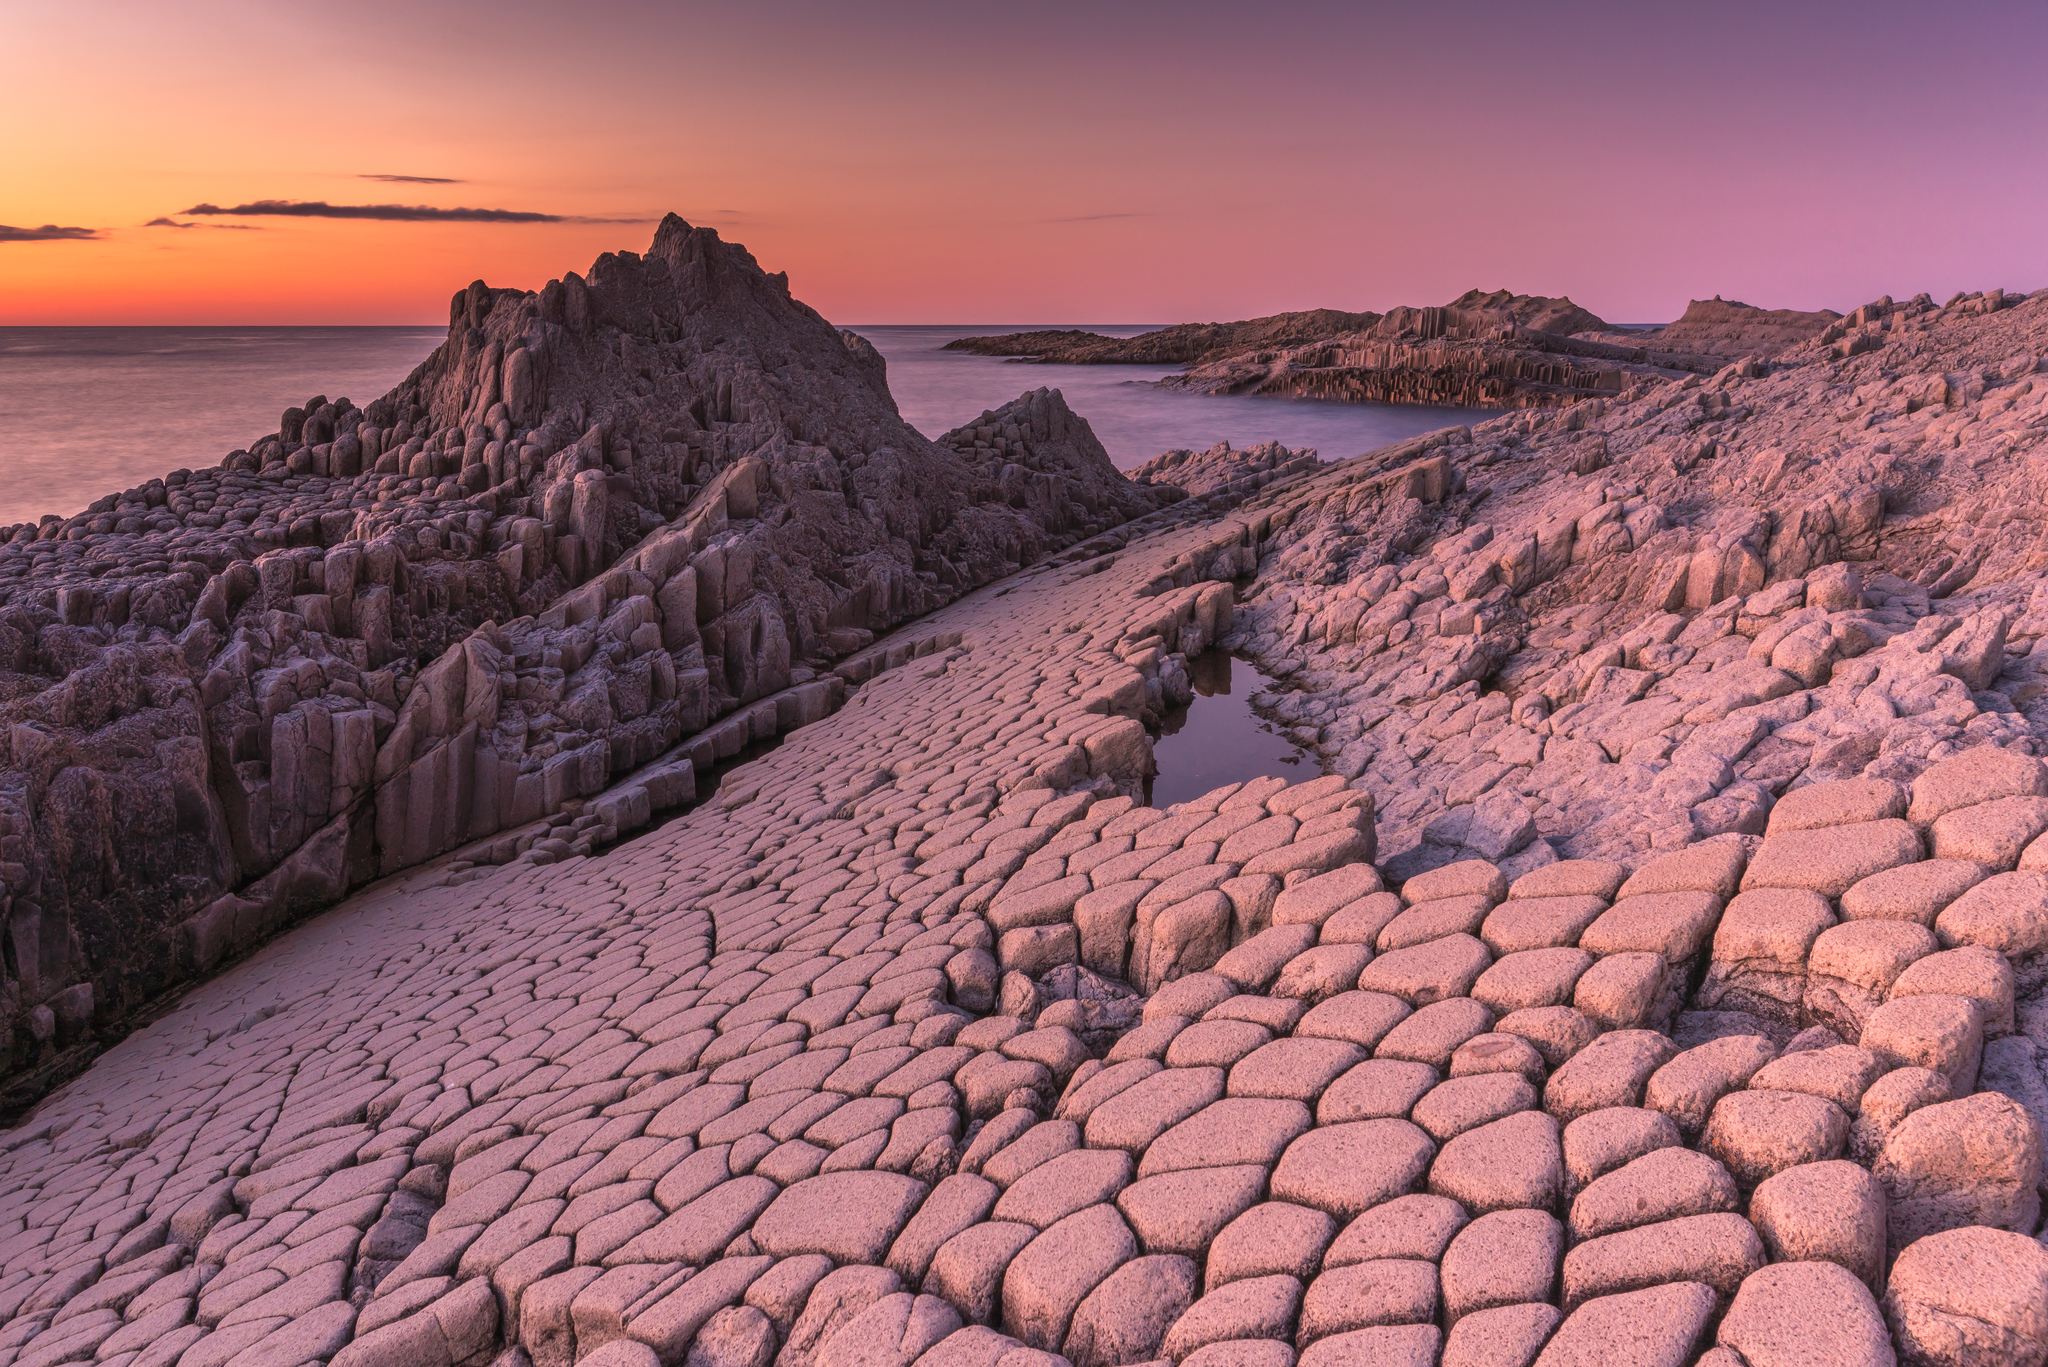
1129 442 1323 501
1582 295 1849 361
0 217 1174 1097
1211 286 2047 879
1445 290 1610 338
6 245 2048 1367
1169 303 1731 409
940 311 1384 367
933 388 1182 535
947 292 1846 412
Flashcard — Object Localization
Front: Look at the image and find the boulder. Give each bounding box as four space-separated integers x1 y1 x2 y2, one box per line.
1568 1146 1739 1242
1534 1281 1716 1367
1715 1262 1894 1367
1061 1254 1197 1367
1701 1089 1849 1190
1748 1160 1886 1291
1440 1209 1563 1325
1875 1092 2043 1253
1884 1226 2048 1367
1561 1213 1766 1312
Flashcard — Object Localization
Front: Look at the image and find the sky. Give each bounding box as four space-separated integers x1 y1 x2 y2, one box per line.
3 0 2045 327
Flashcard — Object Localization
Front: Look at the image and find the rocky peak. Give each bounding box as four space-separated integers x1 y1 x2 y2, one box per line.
0 217 1174 1094
1445 287 1610 336
1639 296 1845 358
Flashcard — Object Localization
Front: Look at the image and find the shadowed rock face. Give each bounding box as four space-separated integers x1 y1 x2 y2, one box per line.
0 215 1174 1093
932 388 1167 539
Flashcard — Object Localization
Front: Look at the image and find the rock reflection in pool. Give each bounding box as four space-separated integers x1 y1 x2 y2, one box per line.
1146 651 1318 808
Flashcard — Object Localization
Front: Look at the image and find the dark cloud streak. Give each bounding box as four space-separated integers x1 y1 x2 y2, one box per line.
181 199 561 223
145 217 258 230
0 224 99 242
176 199 650 225
361 174 463 184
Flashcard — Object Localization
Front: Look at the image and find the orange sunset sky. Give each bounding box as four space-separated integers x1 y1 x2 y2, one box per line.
4 0 2046 327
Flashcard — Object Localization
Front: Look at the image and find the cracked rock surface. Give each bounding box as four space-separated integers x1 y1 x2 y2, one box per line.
5 237 2048 1367
0 216 1174 1092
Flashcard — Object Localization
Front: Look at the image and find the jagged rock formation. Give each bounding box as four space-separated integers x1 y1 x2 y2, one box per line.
0 218 1174 1096
1130 441 1322 501
6 248 2048 1367
931 389 1181 537
943 293 1848 413
1168 305 1726 409
941 311 1384 367
1444 289 1610 337
1213 286 2048 876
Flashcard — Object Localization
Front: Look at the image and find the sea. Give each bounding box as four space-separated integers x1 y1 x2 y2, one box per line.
0 323 1486 527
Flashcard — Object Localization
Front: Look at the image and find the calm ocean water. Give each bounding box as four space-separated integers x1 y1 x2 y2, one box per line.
862 323 1488 473
0 327 445 527
0 323 1486 527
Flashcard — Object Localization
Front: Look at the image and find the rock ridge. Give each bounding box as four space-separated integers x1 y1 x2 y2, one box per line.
945 291 1851 411
0 216 1175 1096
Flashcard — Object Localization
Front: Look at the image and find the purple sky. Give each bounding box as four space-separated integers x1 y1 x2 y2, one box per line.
5 0 2044 323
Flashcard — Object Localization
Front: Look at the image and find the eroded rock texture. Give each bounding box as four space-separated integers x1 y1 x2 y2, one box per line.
0 217 1173 1094
1129 444 1322 503
1218 285 2048 883
2 237 2048 1367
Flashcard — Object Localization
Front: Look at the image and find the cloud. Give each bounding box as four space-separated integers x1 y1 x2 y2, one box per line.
181 199 559 223
1042 212 1147 223
144 217 258 230
361 174 463 184
0 223 98 242
176 199 651 225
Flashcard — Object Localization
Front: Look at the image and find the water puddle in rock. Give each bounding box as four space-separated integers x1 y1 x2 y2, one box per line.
640 728 791 842
1146 651 1319 807
696 731 789 803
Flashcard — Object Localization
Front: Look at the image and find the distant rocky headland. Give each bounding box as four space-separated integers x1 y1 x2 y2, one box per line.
2 217 2047 1367
947 291 1848 409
